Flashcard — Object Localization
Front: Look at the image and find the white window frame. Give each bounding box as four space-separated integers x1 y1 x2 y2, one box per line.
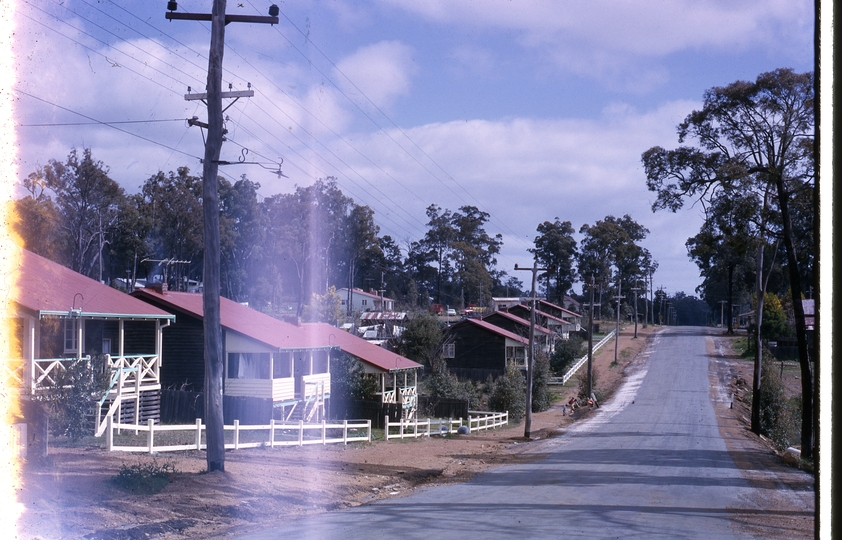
443 343 455 359
64 319 79 354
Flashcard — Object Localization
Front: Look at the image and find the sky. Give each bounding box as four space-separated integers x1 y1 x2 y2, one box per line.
8 0 815 298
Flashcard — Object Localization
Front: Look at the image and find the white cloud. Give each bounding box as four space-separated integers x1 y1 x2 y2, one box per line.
327 99 706 293
334 41 417 110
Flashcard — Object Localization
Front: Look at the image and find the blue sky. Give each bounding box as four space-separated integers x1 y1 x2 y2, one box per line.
9 0 815 297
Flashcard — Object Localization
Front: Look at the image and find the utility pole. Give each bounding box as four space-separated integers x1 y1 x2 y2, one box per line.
165 1 278 473
514 261 546 439
630 286 642 338
718 300 727 329
584 276 598 400
613 277 624 365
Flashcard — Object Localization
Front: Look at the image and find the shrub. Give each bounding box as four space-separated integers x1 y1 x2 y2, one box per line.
531 351 552 413
550 336 585 375
488 362 526 422
422 358 483 413
757 359 802 451
576 366 604 403
112 459 178 494
37 355 110 440
330 353 378 402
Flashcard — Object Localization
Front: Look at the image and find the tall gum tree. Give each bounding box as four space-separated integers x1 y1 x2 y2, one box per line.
642 69 815 458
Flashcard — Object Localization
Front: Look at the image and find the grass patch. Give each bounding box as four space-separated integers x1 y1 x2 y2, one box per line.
112 459 178 494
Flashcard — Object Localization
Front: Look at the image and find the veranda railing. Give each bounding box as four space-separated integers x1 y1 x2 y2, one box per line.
106 416 372 454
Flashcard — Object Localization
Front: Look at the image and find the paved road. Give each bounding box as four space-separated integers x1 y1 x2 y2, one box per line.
238 327 781 539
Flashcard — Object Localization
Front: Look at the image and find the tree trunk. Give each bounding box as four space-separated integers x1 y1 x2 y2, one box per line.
774 173 813 459
202 0 227 473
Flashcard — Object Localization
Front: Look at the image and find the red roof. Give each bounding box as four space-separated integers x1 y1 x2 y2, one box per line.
482 310 553 335
301 322 420 372
10 248 172 319
453 318 530 345
132 289 420 372
537 299 581 318
508 304 574 327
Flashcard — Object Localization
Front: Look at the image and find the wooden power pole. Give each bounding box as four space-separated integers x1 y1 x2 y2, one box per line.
165 1 278 472
515 261 546 439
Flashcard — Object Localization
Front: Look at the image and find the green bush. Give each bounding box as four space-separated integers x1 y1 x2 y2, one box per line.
550 336 585 375
488 363 526 422
757 360 802 451
330 353 378 401
422 358 483 413
37 355 110 440
112 459 178 494
531 352 552 413
576 366 604 403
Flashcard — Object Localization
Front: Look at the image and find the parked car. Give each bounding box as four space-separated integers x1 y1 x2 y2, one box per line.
446 308 457 316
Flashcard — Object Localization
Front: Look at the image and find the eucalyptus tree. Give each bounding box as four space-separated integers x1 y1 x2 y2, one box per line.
531 218 578 305
578 214 650 317
12 169 67 263
686 190 757 334
42 148 126 280
139 167 205 286
641 69 815 457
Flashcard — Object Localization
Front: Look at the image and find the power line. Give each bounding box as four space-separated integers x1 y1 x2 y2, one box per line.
18 119 185 127
15 89 201 162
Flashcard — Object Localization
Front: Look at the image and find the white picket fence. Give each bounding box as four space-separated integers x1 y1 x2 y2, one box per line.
549 330 617 386
106 416 371 454
385 410 508 440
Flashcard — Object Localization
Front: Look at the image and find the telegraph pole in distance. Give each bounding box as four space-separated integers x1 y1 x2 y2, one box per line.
514 261 546 439
584 276 598 400
165 1 278 473
613 277 624 365
630 286 642 338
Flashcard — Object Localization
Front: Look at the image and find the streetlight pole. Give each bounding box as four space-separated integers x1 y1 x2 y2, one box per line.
514 261 546 439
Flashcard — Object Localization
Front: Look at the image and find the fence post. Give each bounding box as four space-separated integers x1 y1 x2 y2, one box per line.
343 419 347 445
367 419 371 442
269 419 275 448
147 418 154 454
234 419 240 450
106 414 113 451
322 420 327 445
298 420 304 446
399 416 404 439
195 418 202 450
384 415 389 441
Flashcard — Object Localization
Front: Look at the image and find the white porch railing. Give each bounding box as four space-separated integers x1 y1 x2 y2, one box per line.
385 410 508 440
105 417 372 454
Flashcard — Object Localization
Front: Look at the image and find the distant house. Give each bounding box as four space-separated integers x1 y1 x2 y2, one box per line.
444 318 530 381
481 310 555 354
505 304 575 340
337 287 394 312
491 297 523 312
534 299 583 331
5 248 175 434
132 289 421 420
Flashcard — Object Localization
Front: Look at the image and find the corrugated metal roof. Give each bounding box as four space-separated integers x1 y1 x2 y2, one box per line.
300 322 421 372
11 248 173 320
452 318 530 345
360 312 406 321
482 310 553 334
132 289 420 372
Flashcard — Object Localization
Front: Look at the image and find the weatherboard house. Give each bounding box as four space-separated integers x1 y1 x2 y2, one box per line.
443 318 530 382
4 248 175 435
132 289 421 421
